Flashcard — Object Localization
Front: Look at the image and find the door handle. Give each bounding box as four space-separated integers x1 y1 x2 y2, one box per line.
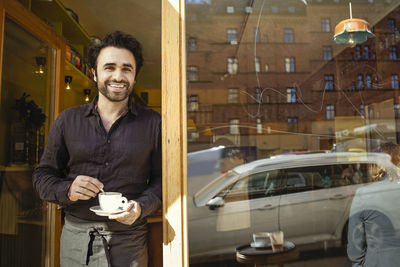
329 194 346 200
257 204 276 210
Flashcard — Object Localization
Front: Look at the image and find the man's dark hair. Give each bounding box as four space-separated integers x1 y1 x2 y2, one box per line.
88 31 144 78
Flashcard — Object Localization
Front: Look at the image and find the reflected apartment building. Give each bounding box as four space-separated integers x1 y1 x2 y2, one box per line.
186 0 400 156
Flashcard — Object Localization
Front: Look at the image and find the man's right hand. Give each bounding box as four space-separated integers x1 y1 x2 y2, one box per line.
68 175 104 201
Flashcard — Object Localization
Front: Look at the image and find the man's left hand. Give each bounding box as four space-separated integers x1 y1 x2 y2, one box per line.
108 200 141 225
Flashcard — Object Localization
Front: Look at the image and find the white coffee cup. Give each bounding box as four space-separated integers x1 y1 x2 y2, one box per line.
99 192 129 211
253 232 270 247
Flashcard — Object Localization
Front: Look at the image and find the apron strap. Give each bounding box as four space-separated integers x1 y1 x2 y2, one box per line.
86 227 111 267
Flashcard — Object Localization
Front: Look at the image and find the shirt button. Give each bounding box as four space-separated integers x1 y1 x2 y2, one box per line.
107 139 111 144
105 162 109 166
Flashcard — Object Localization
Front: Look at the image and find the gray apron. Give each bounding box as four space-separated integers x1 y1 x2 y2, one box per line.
60 215 148 267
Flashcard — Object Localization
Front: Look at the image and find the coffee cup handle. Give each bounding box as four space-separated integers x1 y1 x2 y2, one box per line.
120 197 129 210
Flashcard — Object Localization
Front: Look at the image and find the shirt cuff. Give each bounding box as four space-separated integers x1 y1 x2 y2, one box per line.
56 181 74 206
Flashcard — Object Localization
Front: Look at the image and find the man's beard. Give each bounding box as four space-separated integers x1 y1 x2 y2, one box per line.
97 80 133 102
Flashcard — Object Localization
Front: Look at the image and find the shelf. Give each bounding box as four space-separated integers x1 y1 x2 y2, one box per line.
65 61 96 91
31 0 90 52
0 165 35 172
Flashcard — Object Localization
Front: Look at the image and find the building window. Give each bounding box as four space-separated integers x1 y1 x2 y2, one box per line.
357 74 364 90
188 95 199 111
288 6 295 13
227 29 238 44
271 6 278 13
245 6 252 13
265 64 269 72
187 66 198 81
228 88 239 103
395 104 400 118
360 104 365 117
366 74 372 89
285 57 295 72
254 28 260 43
255 57 261 73
323 46 332 61
326 105 335 120
321 18 330 32
227 57 238 74
226 6 234 14
364 46 370 60
263 35 268 43
188 37 197 51
356 45 362 60
256 118 263 134
324 75 334 90
388 18 396 32
284 29 294 43
389 46 397 60
391 74 399 89
288 117 298 132
255 88 262 103
230 119 240 134
286 88 297 103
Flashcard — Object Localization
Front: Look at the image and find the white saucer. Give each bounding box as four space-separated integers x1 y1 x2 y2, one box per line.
90 205 126 216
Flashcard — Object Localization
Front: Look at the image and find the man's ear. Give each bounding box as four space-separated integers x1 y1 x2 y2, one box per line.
91 68 97 82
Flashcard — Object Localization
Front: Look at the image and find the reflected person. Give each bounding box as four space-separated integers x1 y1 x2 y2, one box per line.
347 143 400 267
33 31 161 267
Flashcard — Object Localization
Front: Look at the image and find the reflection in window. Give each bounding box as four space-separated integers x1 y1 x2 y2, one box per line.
284 29 294 43
388 18 396 32
255 57 260 73
227 29 237 44
366 74 372 88
254 28 260 43
358 74 364 90
227 57 238 74
263 35 268 43
187 66 198 81
188 95 199 111
356 45 362 60
285 57 295 72
288 117 298 132
245 6 252 14
271 6 278 13
326 105 335 119
389 46 397 60
228 88 239 104
226 6 234 14
324 74 334 90
321 18 330 32
287 88 297 103
395 104 400 117
265 64 269 72
360 104 365 117
323 46 332 61
188 37 197 51
364 46 370 60
288 6 295 14
229 119 240 135
391 74 399 89
255 87 262 103
257 118 262 134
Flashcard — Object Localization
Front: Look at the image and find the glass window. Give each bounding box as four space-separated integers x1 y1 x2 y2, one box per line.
358 74 364 90
324 74 335 90
286 88 297 103
229 119 240 134
227 29 238 44
254 28 260 43
323 46 332 61
285 57 295 72
188 37 197 51
326 105 335 119
388 18 396 32
226 6 234 13
321 18 330 32
389 46 397 60
391 74 399 89
227 57 238 74
288 117 298 132
284 29 294 43
0 17 55 267
255 57 261 73
228 88 239 103
186 2 400 265
188 95 199 111
187 66 198 81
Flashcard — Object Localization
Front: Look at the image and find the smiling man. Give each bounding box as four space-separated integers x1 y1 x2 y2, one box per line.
33 31 161 267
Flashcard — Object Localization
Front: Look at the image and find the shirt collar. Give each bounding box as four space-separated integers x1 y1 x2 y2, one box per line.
84 94 139 117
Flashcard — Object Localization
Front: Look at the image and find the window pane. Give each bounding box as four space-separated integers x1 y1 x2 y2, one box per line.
186 2 400 265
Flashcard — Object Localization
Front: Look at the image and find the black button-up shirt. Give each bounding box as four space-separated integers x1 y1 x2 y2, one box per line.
33 96 161 221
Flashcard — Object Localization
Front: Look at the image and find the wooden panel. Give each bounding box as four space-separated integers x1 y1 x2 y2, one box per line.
162 0 188 266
